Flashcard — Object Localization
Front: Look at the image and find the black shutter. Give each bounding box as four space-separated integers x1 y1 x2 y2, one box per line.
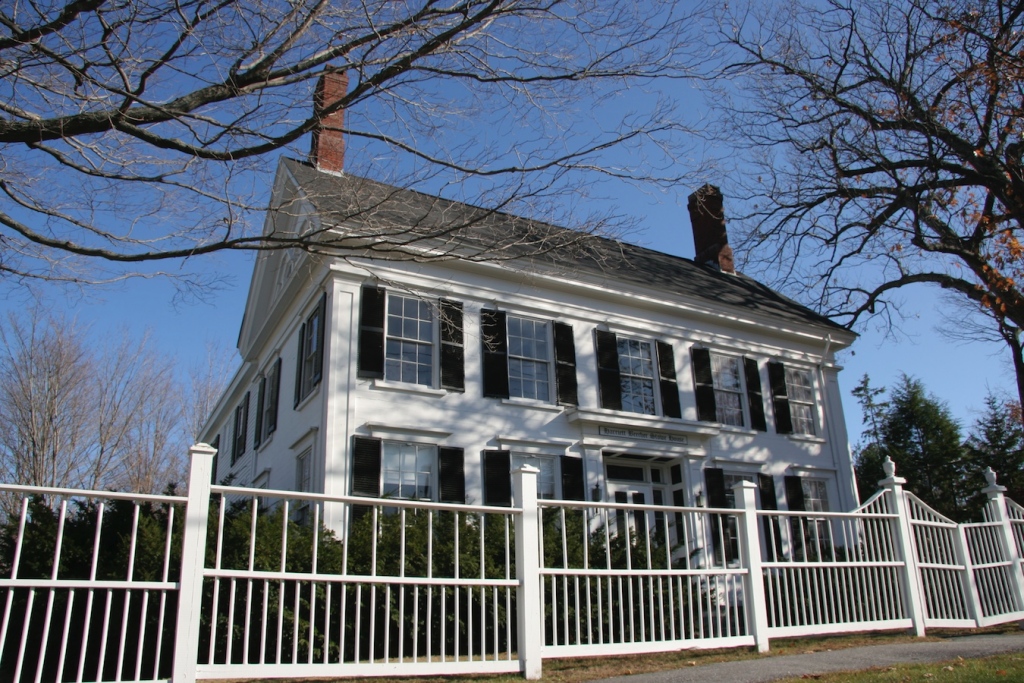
691 347 717 422
268 358 281 434
784 474 807 560
439 299 465 391
351 437 382 497
745 358 767 431
210 435 220 485
552 322 578 406
758 474 778 509
656 340 682 418
483 450 512 506
560 456 585 500
784 475 806 511
594 330 622 410
294 323 305 408
481 309 510 398
357 286 386 379
769 361 793 434
672 488 686 558
704 467 728 508
254 376 266 447
759 473 783 561
313 292 327 384
704 467 727 562
438 447 466 503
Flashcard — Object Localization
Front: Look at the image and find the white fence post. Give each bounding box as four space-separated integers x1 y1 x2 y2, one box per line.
171 442 216 683
879 457 927 637
982 468 1024 612
734 481 769 652
513 465 542 680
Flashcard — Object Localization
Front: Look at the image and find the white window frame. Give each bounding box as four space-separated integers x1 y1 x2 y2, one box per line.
710 353 746 427
785 366 817 435
384 294 436 387
299 305 323 400
617 336 658 416
381 440 438 501
507 315 552 402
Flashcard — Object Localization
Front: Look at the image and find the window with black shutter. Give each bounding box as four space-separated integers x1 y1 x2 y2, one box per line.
769 361 794 434
656 341 682 418
483 450 512 506
266 358 281 436
704 467 733 563
560 456 585 501
438 447 466 503
351 437 382 497
295 293 328 404
231 392 249 465
745 358 767 431
594 330 622 410
481 309 510 398
691 347 717 422
552 322 578 405
357 286 386 379
210 434 220 485
758 473 783 560
785 474 808 560
255 376 266 448
255 358 282 446
439 300 465 391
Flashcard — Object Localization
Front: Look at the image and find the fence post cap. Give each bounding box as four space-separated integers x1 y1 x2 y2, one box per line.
982 467 1007 495
188 442 217 458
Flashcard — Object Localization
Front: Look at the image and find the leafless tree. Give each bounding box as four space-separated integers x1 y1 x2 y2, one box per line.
0 0 703 291
182 340 235 444
0 306 189 494
708 0 1024 406
0 310 92 489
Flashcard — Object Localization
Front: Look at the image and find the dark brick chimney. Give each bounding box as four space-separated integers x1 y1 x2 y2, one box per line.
687 184 735 274
309 70 348 173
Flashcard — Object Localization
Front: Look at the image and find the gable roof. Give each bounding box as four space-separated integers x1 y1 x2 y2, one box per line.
279 157 848 336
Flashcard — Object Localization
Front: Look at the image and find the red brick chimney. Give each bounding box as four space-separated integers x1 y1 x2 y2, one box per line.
309 70 348 173
687 184 735 274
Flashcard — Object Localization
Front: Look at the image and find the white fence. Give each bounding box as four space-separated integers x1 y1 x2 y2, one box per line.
2 448 1024 682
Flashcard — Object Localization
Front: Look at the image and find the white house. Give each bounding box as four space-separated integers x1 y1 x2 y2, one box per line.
201 74 859 544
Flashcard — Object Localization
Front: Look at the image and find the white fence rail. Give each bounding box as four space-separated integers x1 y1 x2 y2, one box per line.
3 450 1024 682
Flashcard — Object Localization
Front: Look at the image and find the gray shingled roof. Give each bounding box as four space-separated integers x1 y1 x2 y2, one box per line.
282 158 848 335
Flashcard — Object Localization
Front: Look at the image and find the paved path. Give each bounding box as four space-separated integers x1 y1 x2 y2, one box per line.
588 634 1024 683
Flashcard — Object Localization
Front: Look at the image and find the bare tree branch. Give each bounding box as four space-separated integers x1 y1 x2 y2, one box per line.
0 0 706 289
709 0 1024 404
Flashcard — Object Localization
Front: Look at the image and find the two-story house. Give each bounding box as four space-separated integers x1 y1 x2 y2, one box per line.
201 73 858 542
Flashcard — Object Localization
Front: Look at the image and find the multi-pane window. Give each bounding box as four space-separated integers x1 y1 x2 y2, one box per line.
382 441 435 500
802 479 829 512
256 358 281 447
785 367 816 435
295 293 326 406
617 337 656 415
385 295 434 386
296 448 312 492
512 454 556 499
508 317 550 401
711 355 744 426
300 307 323 398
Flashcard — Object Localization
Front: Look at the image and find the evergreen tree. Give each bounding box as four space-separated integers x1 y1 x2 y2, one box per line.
880 375 966 521
851 374 889 502
964 393 1024 515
